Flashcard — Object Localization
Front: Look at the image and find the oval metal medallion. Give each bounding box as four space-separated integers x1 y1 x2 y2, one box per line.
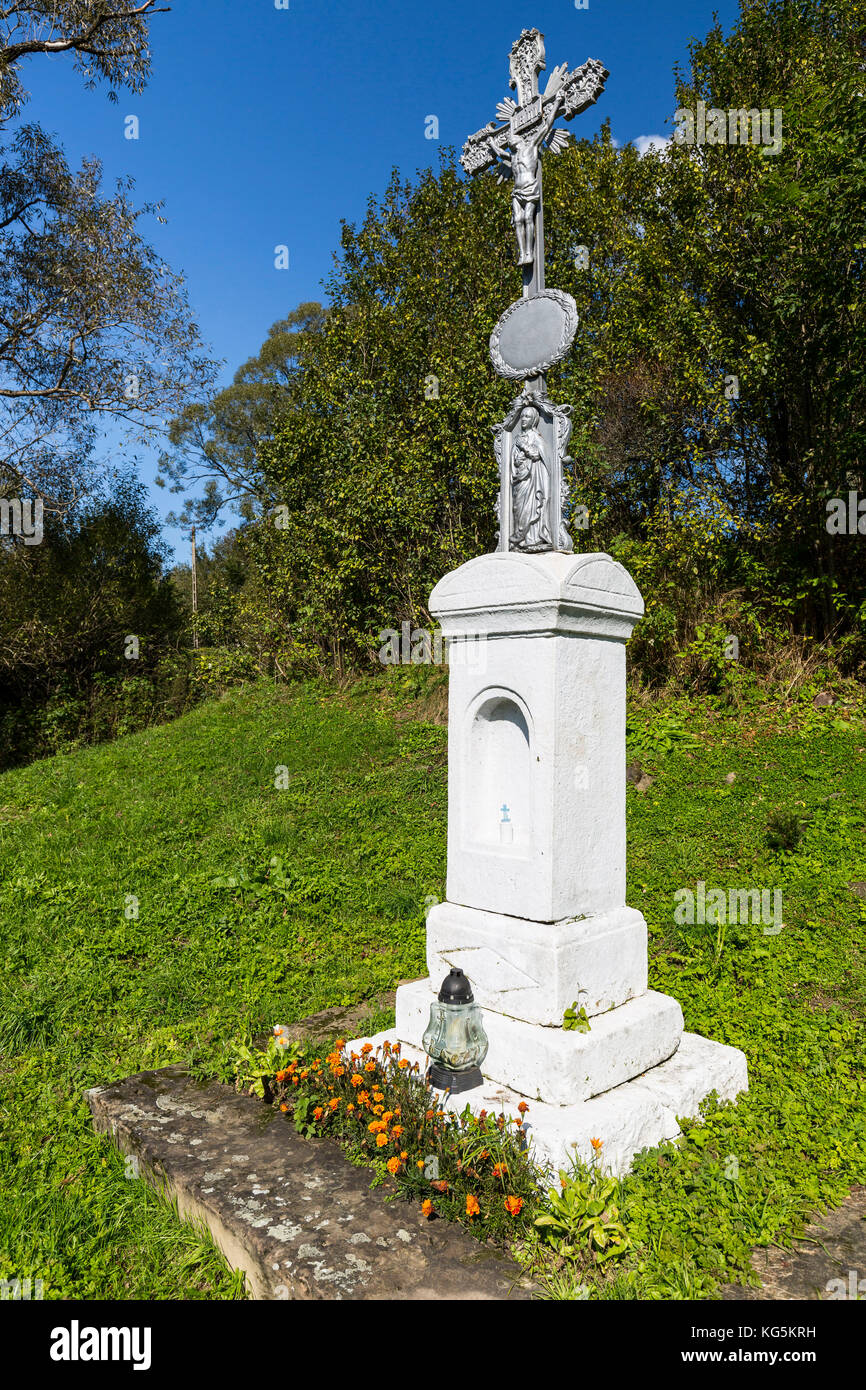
489 289 579 380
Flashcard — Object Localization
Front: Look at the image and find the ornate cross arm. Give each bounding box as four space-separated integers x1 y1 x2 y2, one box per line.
460 55 609 178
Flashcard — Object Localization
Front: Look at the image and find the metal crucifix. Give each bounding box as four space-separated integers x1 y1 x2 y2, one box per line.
461 28 608 299
461 29 608 556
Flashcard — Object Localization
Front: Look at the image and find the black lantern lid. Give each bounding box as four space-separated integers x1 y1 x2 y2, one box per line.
438 967 474 1004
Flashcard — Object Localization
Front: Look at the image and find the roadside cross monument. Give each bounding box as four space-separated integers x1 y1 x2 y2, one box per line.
348 29 748 1176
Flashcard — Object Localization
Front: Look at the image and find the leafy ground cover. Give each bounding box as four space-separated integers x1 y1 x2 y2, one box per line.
0 675 863 1298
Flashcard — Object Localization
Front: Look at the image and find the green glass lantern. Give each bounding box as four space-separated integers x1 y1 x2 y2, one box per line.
423 968 489 1093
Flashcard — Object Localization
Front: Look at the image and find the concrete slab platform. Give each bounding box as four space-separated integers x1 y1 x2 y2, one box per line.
86 1066 535 1301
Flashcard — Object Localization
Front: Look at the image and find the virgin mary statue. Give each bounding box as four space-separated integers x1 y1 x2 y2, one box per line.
509 405 552 551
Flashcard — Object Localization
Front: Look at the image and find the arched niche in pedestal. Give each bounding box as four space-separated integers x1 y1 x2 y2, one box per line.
464 688 534 853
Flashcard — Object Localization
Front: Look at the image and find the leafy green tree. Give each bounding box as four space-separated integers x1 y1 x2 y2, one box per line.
0 1 166 126
157 303 327 531
0 475 186 765
253 156 516 670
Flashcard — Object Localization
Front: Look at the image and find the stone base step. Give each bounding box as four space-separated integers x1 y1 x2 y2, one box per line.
397 977 684 1106
344 1029 748 1178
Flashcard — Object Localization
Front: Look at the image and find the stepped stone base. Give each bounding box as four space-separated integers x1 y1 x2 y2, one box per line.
397 977 683 1106
347 1007 747 1178
425 901 648 1025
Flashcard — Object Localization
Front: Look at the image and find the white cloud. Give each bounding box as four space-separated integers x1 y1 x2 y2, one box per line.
632 134 670 156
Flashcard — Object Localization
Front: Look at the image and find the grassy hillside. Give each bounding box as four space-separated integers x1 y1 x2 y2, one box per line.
0 676 864 1299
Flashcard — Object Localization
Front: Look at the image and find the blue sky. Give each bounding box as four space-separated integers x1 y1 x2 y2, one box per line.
21 0 738 560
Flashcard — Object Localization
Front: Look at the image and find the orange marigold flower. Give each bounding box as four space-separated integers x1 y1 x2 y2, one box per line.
347 1103 355 1113
275 1070 286 1082
335 1039 346 1050
279 1103 288 1113
517 1101 529 1114
361 1043 373 1055
357 1091 369 1104
425 1110 435 1121
382 1111 394 1124
465 1194 480 1219
431 1180 449 1193
397 1059 409 1070
400 1151 408 1161
350 1074 364 1087
421 1199 434 1218
492 1163 508 1179
328 1097 340 1110
590 1137 603 1152
365 1060 376 1072
383 1040 392 1053
390 1125 404 1140
386 1156 402 1175
504 1196 523 1217
334 1066 345 1077
372 1092 384 1103
514 1116 523 1127
376 1133 389 1148
416 1159 425 1171
313 1107 324 1120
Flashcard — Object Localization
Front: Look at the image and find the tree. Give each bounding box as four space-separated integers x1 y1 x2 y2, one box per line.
251 155 516 671
0 2 216 508
0 473 186 765
0 1 168 127
156 302 327 531
0 124 214 506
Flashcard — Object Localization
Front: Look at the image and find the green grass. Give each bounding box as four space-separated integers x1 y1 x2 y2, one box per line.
0 676 863 1299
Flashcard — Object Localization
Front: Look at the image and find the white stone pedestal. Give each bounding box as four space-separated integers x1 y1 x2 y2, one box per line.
348 551 747 1175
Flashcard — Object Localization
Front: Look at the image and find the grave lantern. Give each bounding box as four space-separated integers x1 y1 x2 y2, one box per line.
423 968 488 1093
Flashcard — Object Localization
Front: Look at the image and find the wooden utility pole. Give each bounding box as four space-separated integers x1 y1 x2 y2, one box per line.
191 524 199 649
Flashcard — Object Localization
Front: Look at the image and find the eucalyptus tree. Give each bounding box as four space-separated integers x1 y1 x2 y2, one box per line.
0 2 216 508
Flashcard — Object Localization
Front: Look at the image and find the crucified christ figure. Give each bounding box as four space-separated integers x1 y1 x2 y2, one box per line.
495 70 567 267
460 31 608 277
